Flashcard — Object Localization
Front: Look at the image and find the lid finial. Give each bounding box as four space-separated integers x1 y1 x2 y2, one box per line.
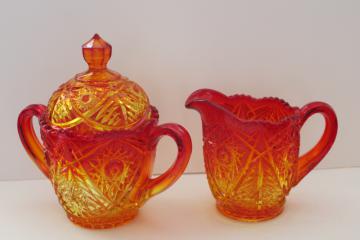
82 34 112 70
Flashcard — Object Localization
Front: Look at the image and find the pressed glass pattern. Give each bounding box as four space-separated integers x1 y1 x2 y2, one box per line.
17 35 192 229
48 34 151 133
186 89 337 221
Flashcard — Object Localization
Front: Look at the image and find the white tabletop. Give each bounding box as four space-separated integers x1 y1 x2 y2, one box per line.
0 168 359 240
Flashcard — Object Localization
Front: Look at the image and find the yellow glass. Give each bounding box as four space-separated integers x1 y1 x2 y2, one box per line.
48 34 151 133
18 35 192 228
186 89 338 221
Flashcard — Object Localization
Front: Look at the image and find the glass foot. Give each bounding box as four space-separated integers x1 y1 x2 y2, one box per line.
216 201 284 222
66 209 138 229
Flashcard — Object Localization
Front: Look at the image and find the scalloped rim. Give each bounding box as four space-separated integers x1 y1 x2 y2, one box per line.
224 93 302 125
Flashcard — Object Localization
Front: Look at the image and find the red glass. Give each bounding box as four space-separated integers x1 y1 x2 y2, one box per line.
18 105 191 228
17 35 192 229
186 89 337 221
47 34 151 133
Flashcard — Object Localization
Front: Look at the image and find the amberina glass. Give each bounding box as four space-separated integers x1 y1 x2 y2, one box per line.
17 35 192 229
186 89 337 221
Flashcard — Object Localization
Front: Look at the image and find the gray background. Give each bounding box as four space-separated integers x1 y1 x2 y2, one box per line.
0 0 358 180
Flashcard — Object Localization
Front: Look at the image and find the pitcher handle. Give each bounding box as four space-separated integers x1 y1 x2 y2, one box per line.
295 102 338 185
17 104 49 178
146 123 192 198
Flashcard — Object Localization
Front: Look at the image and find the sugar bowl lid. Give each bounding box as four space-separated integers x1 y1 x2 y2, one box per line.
47 34 150 133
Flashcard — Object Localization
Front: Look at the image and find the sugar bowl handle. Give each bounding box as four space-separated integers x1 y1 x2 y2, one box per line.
146 123 192 198
18 104 49 178
295 102 338 185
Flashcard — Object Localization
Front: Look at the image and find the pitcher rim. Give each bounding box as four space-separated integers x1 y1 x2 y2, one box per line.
224 93 301 125
186 89 302 126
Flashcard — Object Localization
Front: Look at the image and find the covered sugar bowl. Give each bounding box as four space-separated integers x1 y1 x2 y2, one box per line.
18 34 192 229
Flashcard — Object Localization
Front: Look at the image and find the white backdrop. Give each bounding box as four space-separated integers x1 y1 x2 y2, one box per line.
0 0 358 180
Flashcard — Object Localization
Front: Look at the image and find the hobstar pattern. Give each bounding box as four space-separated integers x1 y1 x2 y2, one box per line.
17 35 192 229
47 34 150 133
186 89 338 221
203 96 300 220
45 133 150 228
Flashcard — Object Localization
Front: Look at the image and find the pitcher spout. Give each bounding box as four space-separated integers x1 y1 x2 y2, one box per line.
185 89 230 125
185 89 226 107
